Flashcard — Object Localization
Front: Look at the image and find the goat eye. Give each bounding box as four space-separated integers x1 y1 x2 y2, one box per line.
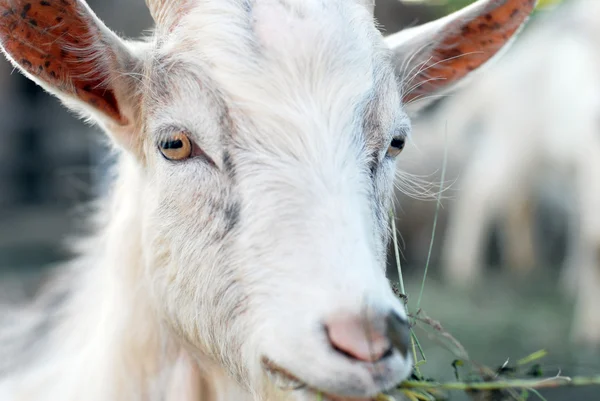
159 133 193 161
386 137 405 158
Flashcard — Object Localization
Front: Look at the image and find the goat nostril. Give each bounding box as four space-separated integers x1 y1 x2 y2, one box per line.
381 344 394 360
385 311 411 359
325 315 392 363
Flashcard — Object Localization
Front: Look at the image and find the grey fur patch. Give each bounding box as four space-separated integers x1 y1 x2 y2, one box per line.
222 150 236 179
223 201 241 234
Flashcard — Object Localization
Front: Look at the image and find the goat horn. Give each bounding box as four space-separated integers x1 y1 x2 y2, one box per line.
145 0 187 28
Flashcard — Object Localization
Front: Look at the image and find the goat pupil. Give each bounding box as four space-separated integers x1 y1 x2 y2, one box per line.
391 138 405 149
162 139 183 150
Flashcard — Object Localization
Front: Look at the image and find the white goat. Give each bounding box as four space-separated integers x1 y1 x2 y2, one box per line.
0 0 534 400
397 0 600 345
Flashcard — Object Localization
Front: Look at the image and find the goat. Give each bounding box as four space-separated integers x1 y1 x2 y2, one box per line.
0 0 535 400
396 0 600 346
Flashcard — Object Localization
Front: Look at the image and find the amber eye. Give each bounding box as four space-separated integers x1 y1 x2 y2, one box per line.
386 137 406 158
159 132 193 161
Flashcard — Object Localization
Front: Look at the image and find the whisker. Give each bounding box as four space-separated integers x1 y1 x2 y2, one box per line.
401 51 485 99
403 76 447 99
402 55 434 90
405 93 452 108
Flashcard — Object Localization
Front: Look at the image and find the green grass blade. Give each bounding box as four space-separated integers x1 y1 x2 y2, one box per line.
417 128 449 310
390 209 406 296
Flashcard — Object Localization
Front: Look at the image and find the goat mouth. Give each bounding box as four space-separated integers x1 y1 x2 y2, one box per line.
262 357 375 401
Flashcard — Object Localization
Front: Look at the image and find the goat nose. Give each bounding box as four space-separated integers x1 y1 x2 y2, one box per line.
325 311 407 363
385 311 411 359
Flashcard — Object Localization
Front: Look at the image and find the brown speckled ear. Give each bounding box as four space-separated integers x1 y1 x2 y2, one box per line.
386 0 537 104
0 0 132 125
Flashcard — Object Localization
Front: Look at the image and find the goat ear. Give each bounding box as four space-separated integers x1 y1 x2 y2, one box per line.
0 0 141 130
386 0 537 109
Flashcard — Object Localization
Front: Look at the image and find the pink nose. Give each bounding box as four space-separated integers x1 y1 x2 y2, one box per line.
325 312 396 363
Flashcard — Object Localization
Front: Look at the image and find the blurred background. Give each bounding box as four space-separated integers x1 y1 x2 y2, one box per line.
0 0 598 400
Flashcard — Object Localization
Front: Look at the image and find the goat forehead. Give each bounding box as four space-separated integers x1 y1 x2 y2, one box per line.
251 0 363 54
154 0 400 150
167 0 388 87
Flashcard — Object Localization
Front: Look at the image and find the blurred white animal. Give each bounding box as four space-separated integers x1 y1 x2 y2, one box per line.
396 0 600 346
0 0 534 400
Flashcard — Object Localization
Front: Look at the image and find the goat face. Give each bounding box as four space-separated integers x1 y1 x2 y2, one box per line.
0 0 536 399
143 3 411 397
